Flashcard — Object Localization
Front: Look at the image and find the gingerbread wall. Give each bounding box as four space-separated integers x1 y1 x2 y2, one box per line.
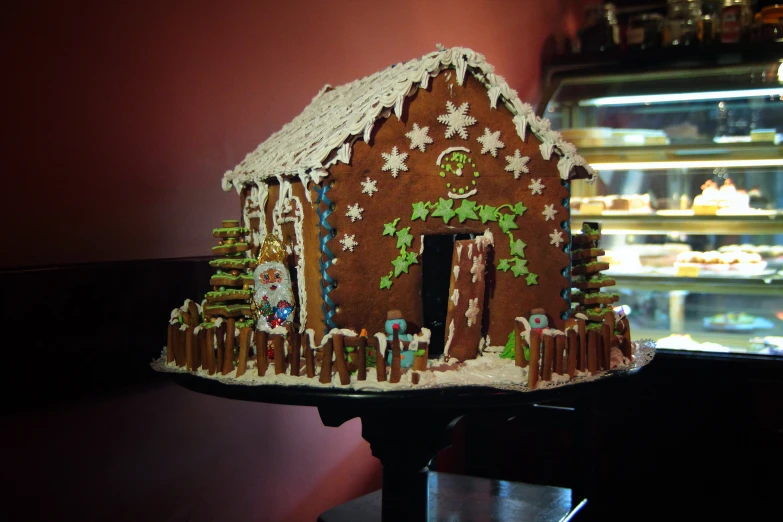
325 72 571 346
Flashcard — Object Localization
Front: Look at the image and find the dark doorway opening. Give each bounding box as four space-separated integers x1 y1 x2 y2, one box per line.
422 233 474 358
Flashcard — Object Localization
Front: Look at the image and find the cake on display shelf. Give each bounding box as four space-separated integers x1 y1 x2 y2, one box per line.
152 47 654 391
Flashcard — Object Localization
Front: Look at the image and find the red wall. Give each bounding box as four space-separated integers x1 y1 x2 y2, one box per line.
1 0 585 269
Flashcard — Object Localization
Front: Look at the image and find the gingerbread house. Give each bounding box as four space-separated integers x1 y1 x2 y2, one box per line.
221 47 595 361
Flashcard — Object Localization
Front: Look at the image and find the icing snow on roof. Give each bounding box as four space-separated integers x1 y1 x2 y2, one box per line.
222 46 595 193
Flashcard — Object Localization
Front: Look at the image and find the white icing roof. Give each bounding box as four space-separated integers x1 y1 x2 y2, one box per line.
222 46 595 192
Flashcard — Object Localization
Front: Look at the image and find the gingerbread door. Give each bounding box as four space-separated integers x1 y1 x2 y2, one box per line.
444 233 493 361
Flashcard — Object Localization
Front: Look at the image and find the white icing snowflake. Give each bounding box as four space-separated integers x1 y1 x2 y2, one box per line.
361 177 378 196
476 128 505 157
437 101 477 140
381 146 409 178
470 254 485 283
504 149 530 179
340 234 358 252
549 229 564 248
465 297 480 327
405 123 433 152
542 204 557 221
528 178 544 195
345 203 364 222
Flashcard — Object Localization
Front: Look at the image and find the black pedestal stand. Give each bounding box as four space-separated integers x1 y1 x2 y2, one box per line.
172 371 639 521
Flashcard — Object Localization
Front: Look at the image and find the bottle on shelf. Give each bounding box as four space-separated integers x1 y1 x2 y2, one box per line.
663 0 703 46
717 0 753 43
627 12 665 50
577 2 621 53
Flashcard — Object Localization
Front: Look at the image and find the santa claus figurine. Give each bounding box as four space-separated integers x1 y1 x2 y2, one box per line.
252 234 295 330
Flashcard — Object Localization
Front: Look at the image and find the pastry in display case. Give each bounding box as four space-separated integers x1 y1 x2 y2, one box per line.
541 43 783 356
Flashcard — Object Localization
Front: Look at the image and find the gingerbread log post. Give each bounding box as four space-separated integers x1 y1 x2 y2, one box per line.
187 300 201 327
221 319 235 375
412 372 420 385
390 327 402 384
587 329 598 374
567 328 578 377
173 327 185 367
578 318 587 372
375 338 387 382
273 335 285 375
236 326 251 378
205 328 216 375
332 334 351 385
319 338 333 384
514 319 528 368
601 322 613 371
412 341 428 372
542 334 554 381
555 334 566 375
290 331 301 377
185 326 195 371
528 330 541 389
197 328 207 370
304 333 315 378
619 315 633 360
166 324 176 364
255 330 268 377
357 331 367 381
215 324 225 372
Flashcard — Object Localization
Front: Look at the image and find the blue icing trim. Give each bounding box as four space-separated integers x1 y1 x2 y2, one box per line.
560 180 572 320
315 183 338 334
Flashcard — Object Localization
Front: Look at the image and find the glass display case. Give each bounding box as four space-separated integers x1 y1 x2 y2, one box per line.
541 45 783 356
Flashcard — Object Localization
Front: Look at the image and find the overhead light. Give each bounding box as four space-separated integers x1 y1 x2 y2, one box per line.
579 88 783 107
590 159 783 171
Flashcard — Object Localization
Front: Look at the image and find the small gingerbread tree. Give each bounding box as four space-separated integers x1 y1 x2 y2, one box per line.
570 221 618 330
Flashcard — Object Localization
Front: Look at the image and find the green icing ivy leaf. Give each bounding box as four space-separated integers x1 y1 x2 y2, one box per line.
479 204 498 223
430 198 456 224
395 227 414 249
380 275 393 289
411 202 429 221
509 238 527 258
513 202 528 216
383 218 400 237
511 258 529 277
497 259 511 272
406 251 419 265
454 200 478 223
526 272 539 286
498 213 518 234
392 255 412 277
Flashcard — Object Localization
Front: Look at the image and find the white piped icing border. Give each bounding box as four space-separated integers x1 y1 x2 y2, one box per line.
222 46 595 192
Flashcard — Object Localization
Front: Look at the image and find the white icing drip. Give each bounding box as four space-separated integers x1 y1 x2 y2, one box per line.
453 265 460 281
515 316 532 344
408 327 432 353
179 324 188 332
451 289 460 306
478 229 494 248
468 243 473 258
419 235 425 255
214 317 224 328
456 244 462 262
436 146 470 166
193 325 203 335
221 47 594 193
179 299 192 313
443 320 455 356
575 313 588 321
374 332 388 358
256 324 288 335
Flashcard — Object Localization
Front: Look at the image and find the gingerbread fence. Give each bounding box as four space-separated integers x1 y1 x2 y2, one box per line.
513 314 633 389
166 319 430 385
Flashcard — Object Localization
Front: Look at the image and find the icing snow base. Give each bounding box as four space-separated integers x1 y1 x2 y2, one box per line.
152 340 655 393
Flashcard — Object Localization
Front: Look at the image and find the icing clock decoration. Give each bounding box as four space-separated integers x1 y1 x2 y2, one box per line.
438 149 479 200
361 177 378 196
542 204 557 221
476 127 505 157
528 178 544 195
381 146 409 178
405 123 434 152
340 234 358 252
504 149 530 179
345 203 364 222
549 229 564 248
437 101 477 139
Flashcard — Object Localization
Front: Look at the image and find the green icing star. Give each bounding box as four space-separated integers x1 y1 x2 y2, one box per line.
380 275 393 289
406 251 419 265
479 204 498 223
509 239 527 258
511 258 529 278
513 202 527 216
411 202 429 221
526 272 539 286
498 213 518 234
454 200 478 223
392 255 412 277
395 227 414 249
497 259 511 272
431 198 456 224
383 218 400 236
